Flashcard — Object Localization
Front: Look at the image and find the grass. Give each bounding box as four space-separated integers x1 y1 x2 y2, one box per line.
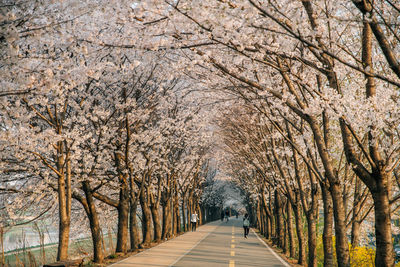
3 236 116 267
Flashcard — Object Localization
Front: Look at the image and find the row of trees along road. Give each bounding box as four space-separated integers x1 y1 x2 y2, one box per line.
138 1 400 267
0 53 219 264
0 1 225 264
2 0 400 266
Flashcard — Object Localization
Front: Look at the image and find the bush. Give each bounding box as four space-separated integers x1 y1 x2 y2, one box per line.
349 244 375 267
316 235 376 267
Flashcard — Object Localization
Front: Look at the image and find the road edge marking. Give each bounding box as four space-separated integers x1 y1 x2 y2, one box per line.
251 229 291 267
168 225 217 267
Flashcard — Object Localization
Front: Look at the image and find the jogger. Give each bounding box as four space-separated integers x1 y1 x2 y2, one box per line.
243 213 250 238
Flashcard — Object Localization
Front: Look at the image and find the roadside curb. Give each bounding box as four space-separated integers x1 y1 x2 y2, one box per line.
251 228 292 267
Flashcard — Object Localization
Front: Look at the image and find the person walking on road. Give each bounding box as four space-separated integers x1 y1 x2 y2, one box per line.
225 210 229 222
191 212 199 231
243 213 250 238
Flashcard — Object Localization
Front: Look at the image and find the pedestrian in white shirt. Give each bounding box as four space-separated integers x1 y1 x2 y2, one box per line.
191 213 198 231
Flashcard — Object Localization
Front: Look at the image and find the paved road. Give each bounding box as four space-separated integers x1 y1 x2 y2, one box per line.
110 217 289 267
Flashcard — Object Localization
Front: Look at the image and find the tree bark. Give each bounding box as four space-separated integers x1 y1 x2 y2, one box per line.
274 191 284 248
181 196 187 231
321 182 334 267
174 193 181 234
57 190 70 260
265 212 270 239
257 200 263 235
161 191 173 240
115 185 129 253
196 203 201 225
260 205 266 237
351 220 361 247
372 177 394 267
129 199 140 250
56 150 70 261
187 197 193 231
306 213 317 267
292 198 305 265
268 194 275 241
172 201 178 235
140 192 152 246
150 201 162 243
283 203 288 254
351 177 363 247
286 200 295 258
82 181 103 263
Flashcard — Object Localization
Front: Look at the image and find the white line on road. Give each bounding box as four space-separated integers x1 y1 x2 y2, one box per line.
251 229 291 267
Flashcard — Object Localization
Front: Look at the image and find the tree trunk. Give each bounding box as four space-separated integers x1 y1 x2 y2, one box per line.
181 197 187 231
174 197 181 233
260 206 266 237
351 177 363 247
150 202 162 243
57 173 70 261
115 186 129 253
321 183 334 267
286 201 295 258
82 181 103 263
330 183 350 267
274 192 284 248
257 200 262 232
162 194 172 240
140 192 152 246
283 202 288 254
129 199 140 250
283 214 288 255
201 205 206 224
372 178 394 267
187 197 192 231
248 200 256 226
264 212 270 239
268 210 275 241
351 220 361 247
306 214 317 267
197 203 202 225
292 200 305 265
172 201 178 235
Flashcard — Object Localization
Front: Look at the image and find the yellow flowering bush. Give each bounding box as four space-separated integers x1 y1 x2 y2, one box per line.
349 244 375 267
316 235 378 267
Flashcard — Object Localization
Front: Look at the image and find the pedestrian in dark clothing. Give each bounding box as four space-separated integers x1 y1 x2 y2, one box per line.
243 213 250 238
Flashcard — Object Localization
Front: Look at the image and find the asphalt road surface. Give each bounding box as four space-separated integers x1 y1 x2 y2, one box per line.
110 217 289 267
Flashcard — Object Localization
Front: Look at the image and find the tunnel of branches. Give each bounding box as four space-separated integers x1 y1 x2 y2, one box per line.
2 1 400 267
